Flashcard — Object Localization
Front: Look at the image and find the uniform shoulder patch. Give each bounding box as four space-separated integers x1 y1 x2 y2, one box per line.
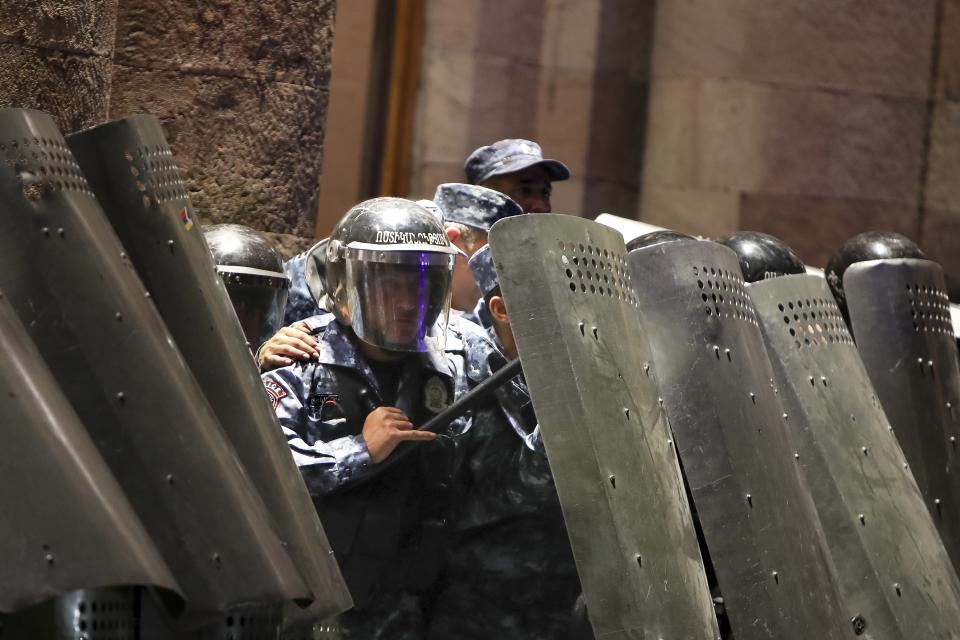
263 378 288 410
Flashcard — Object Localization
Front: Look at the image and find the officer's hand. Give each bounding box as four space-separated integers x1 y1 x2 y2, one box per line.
258 322 320 371
362 407 436 464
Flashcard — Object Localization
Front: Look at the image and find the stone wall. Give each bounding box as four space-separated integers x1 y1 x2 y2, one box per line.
409 0 655 217
0 0 337 254
0 0 117 131
638 0 944 268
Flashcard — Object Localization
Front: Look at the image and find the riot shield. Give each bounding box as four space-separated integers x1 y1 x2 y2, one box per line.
1 588 139 640
0 108 306 618
489 215 719 639
843 258 960 567
628 240 848 640
0 294 179 614
749 272 960 638
67 115 351 621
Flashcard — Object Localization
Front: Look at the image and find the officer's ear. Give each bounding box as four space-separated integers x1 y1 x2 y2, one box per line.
488 295 509 324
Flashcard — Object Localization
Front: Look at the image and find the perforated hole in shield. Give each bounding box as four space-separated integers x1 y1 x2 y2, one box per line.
2 137 95 196
559 239 638 306
75 594 136 639
906 283 953 336
134 144 189 204
775 297 853 349
691 265 759 326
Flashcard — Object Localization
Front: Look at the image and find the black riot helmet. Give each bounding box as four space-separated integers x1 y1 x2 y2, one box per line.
826 231 926 315
203 224 290 349
716 231 806 283
325 197 461 352
626 229 695 252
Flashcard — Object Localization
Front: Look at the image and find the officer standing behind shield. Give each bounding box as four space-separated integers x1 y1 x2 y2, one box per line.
262 197 498 639
428 244 585 640
433 183 523 325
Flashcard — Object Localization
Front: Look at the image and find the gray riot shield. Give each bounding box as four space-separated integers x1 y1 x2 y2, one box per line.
0 108 307 618
628 240 848 640
67 115 351 621
489 215 719 640
749 272 960 638
1 588 139 640
843 258 960 567
0 295 179 614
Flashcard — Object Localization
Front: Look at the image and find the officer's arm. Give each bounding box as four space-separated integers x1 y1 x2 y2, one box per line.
263 367 379 495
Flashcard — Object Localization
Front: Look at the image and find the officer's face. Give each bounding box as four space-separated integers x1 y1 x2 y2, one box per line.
367 265 438 345
481 165 553 213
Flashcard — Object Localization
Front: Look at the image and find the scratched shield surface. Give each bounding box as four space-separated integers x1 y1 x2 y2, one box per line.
751 272 960 639
843 258 960 571
490 214 719 640
629 239 848 640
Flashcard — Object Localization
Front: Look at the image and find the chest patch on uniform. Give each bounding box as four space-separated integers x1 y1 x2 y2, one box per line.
263 379 288 410
423 375 451 414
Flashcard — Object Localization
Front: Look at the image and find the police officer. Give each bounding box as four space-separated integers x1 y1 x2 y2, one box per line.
262 197 498 639
464 139 570 214
427 243 583 640
825 231 926 321
433 183 522 323
204 223 291 352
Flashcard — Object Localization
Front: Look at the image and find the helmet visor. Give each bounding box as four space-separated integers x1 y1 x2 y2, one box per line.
344 250 454 352
217 268 290 349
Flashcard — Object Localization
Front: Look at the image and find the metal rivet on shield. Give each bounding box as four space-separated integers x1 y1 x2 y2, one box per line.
894 583 902 597
858 514 866 526
116 391 126 404
851 615 867 635
714 345 720 360
809 376 815 386
115 312 122 321
592 326 599 340
635 554 642 568
745 494 753 508
45 552 54 566
166 474 175 485
794 453 800 460
211 552 221 568
771 571 779 584
862 446 868 456
948 402 956 420
782 412 789 421
57 227 64 238
643 363 650 376
167 239 176 253
609 475 616 489
951 436 957 448
658 397 664 408
935 498 942 515
578 322 585 336
821 376 828 387
41 226 50 238
749 392 756 404
623 408 630 420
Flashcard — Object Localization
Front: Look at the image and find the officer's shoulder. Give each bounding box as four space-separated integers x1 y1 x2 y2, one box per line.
446 313 494 351
301 312 336 335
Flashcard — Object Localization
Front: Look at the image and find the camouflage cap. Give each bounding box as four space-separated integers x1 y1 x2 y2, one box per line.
433 183 523 231
468 244 499 298
464 138 570 185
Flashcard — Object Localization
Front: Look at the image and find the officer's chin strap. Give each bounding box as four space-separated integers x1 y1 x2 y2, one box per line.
345 358 524 490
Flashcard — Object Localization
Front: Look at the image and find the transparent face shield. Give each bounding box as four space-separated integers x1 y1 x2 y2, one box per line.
343 248 455 352
217 268 290 350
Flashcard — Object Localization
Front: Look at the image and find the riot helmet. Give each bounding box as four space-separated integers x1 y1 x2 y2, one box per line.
325 197 460 352
716 231 805 283
626 229 695 252
826 231 926 314
203 224 290 349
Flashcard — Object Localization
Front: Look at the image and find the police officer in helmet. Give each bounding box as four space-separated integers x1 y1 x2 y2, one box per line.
204 223 290 352
262 197 494 639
